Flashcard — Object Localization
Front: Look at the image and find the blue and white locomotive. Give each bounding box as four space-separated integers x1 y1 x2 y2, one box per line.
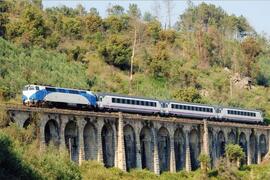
22 84 96 108
22 84 264 124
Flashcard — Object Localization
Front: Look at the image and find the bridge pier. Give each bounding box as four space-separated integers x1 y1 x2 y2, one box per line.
184 127 192 172
169 131 176 173
117 112 126 171
97 118 104 164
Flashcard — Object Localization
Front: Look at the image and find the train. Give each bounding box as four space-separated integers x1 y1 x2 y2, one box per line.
22 84 264 124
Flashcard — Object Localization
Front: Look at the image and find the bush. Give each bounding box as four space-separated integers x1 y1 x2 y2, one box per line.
0 132 40 179
172 87 202 103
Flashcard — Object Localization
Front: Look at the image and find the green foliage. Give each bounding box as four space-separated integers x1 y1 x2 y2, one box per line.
172 87 202 103
241 37 262 77
143 12 155 22
103 15 130 33
159 29 176 43
0 38 88 99
225 144 245 163
256 56 270 86
107 5 125 16
98 35 132 70
0 132 40 179
146 20 161 43
84 13 103 33
147 42 170 77
127 4 141 18
62 17 82 39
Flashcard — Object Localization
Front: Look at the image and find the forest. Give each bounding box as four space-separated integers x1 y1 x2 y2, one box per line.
0 0 270 179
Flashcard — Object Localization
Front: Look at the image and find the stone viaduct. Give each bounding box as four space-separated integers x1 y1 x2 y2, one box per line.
4 105 270 175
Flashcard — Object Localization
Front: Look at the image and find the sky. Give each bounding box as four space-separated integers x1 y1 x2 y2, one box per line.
42 0 270 37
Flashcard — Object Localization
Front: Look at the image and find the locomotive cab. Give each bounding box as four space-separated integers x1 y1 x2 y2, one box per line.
22 85 41 106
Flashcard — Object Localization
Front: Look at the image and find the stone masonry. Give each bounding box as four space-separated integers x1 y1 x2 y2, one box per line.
4 105 270 175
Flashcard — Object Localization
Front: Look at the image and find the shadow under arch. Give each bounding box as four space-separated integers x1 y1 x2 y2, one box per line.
157 127 170 173
123 124 136 171
140 126 154 171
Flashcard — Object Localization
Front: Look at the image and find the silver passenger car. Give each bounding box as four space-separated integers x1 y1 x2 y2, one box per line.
97 93 161 114
163 101 217 119
218 107 263 123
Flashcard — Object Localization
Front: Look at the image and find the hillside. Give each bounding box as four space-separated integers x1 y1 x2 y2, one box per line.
0 0 269 121
1 0 270 179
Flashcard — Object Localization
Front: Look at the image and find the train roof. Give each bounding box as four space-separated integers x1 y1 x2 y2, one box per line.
219 106 262 113
96 92 161 102
162 100 217 108
25 84 94 93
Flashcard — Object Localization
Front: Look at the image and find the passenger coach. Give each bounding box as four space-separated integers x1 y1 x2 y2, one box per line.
97 93 161 114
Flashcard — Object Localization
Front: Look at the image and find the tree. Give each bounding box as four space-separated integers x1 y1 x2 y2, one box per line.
159 29 176 43
147 42 170 77
7 5 50 46
225 144 245 165
75 4 86 16
198 153 210 180
0 0 9 37
163 0 174 28
143 12 155 22
62 17 82 39
103 15 129 33
241 37 261 77
127 3 141 18
84 13 102 33
98 35 132 70
146 19 161 43
107 5 124 16
89 7 99 16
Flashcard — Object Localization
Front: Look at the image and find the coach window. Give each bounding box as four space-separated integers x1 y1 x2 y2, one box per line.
136 101 139 105
112 98 116 103
127 99 130 104
35 86 40 90
145 102 149 106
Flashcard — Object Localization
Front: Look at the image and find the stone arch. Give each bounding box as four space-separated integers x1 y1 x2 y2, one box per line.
259 134 267 160
64 121 79 162
189 129 200 170
208 130 215 167
216 131 225 158
250 132 258 164
44 119 59 146
239 132 247 164
140 126 154 170
174 128 185 171
23 118 31 128
157 127 170 173
228 130 237 144
83 122 97 161
124 124 136 171
101 123 115 168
